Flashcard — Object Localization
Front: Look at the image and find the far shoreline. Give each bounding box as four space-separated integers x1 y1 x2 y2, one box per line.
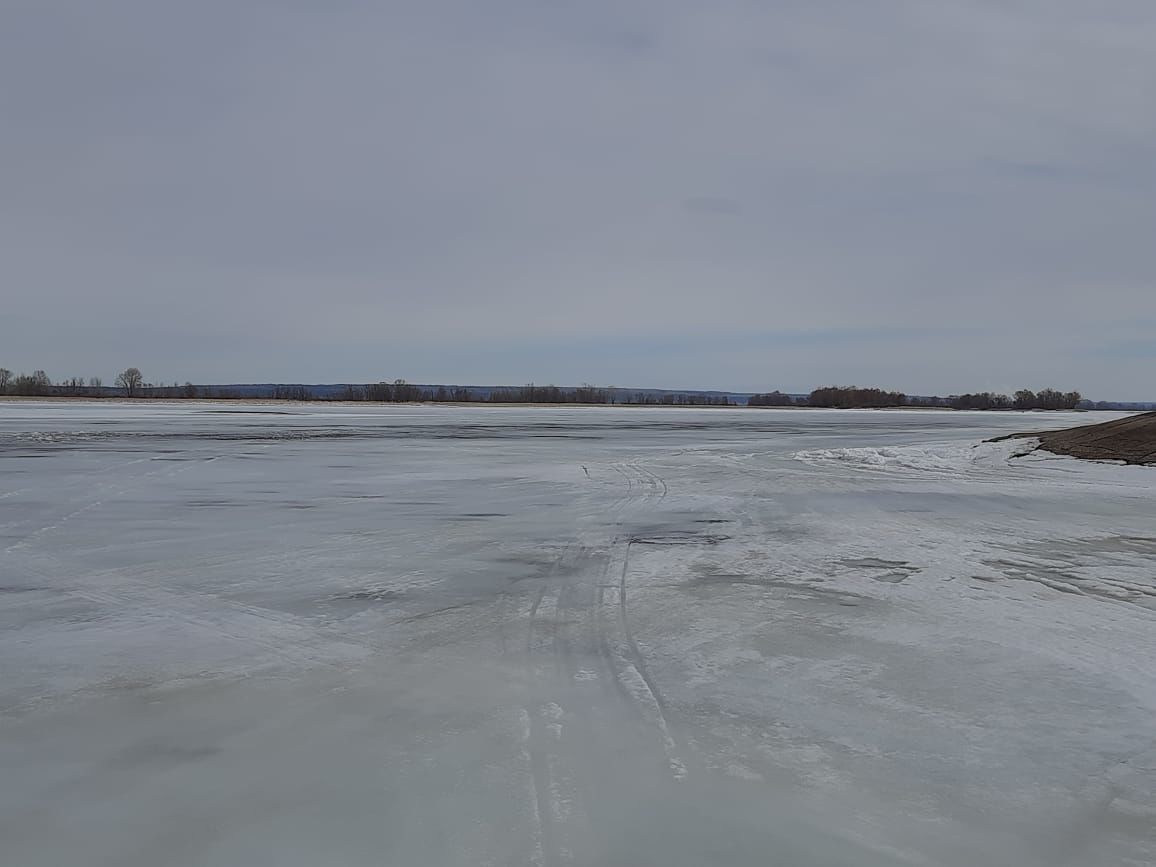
0 396 1140 418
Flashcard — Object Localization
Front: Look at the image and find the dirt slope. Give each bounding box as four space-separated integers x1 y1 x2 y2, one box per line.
994 412 1156 465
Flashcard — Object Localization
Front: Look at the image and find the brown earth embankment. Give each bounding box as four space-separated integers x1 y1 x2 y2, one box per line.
993 412 1156 466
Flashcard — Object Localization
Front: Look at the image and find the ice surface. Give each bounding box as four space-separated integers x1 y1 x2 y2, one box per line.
2 403 1154 865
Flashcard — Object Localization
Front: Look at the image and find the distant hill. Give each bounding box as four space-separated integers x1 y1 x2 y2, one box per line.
1083 401 1156 411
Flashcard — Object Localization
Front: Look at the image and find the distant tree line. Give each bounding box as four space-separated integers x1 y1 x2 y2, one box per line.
487 383 613 404
0 370 627 403
1012 388 1083 410
747 390 796 407
749 387 910 408
271 385 313 401
622 391 732 405
0 367 1090 411
338 382 733 405
338 380 439 402
807 386 909 408
0 367 277 400
0 369 55 396
333 381 612 403
928 388 1082 411
746 385 1086 410
334 382 734 405
946 392 1012 410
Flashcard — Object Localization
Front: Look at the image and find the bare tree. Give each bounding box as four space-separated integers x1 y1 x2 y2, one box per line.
116 367 143 398
10 370 52 396
1013 389 1037 410
61 376 85 396
89 377 102 390
0 368 11 393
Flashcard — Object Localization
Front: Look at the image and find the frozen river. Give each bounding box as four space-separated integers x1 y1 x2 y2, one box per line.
2 402 1154 866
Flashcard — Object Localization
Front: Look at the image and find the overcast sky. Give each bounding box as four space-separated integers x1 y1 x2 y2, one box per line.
2 1 1155 397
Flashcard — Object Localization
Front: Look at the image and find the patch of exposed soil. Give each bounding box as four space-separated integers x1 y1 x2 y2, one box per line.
992 412 1156 466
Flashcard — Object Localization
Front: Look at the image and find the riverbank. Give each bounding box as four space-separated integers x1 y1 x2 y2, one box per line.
994 412 1156 466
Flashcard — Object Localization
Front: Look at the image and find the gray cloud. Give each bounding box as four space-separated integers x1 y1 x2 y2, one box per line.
2 0 1155 396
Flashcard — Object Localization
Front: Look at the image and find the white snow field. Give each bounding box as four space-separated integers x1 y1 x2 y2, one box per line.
2 402 1154 866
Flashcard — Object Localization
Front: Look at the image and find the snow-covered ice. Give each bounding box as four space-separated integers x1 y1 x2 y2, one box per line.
1 403 1154 865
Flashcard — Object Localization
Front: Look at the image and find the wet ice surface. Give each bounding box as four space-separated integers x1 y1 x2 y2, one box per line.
2 403 1154 866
